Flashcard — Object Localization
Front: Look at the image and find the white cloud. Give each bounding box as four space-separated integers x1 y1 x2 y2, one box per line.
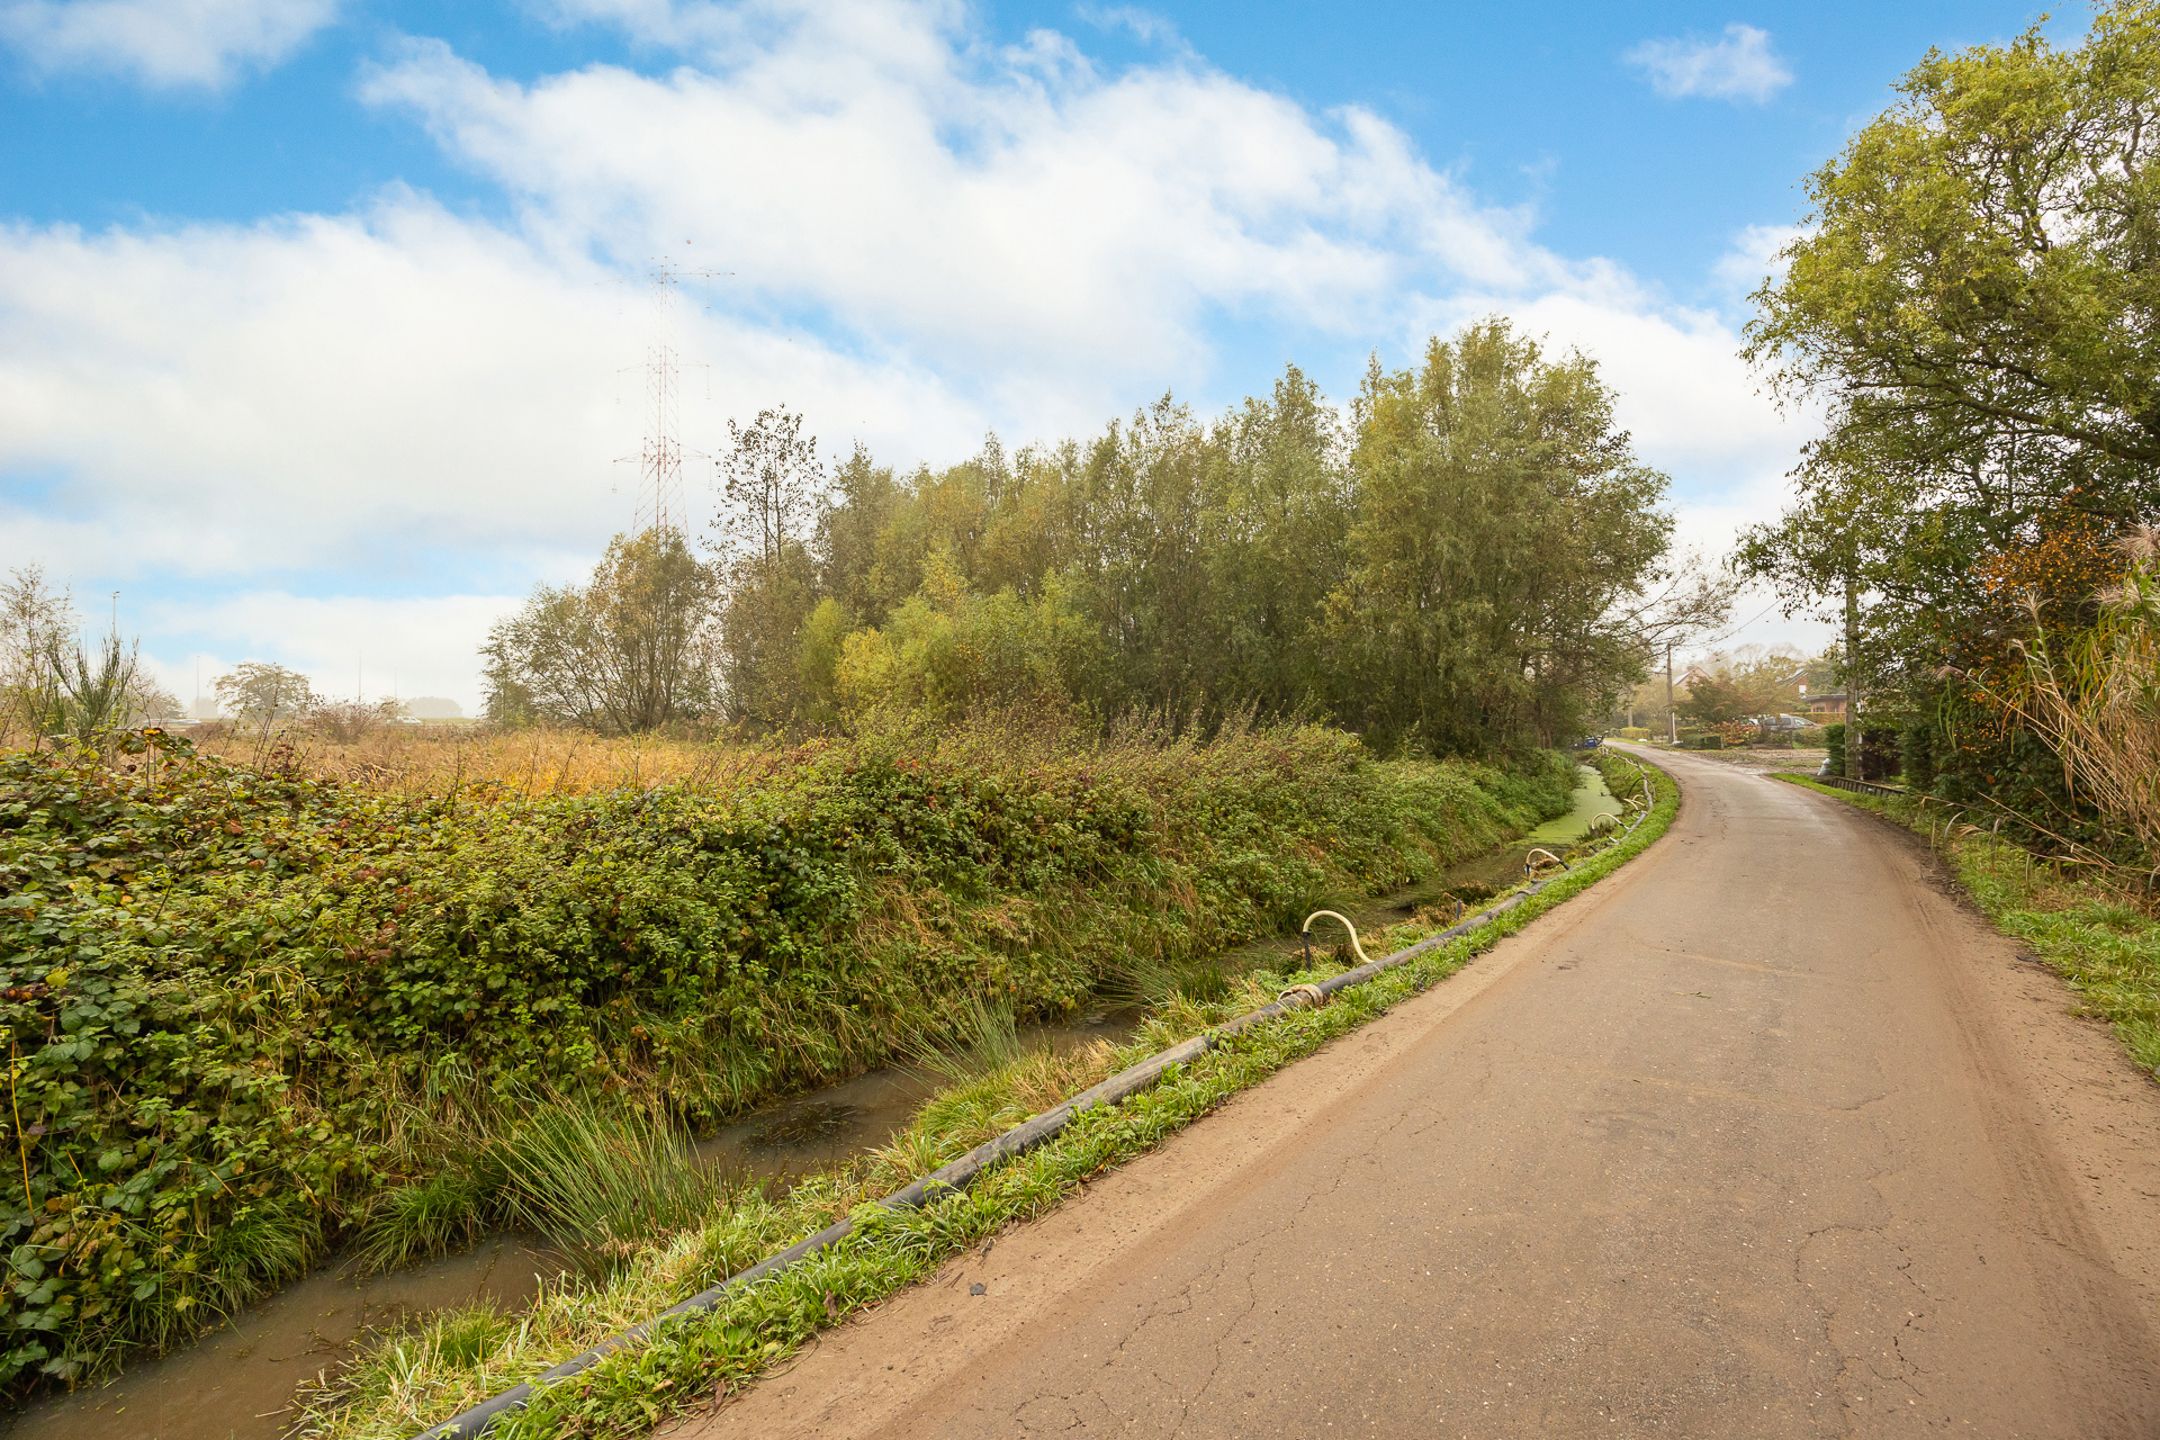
135 592 521 711
0 0 338 89
357 41 1534 401
1625 24 1793 104
1076 5 1184 49
1427 289 1805 479
0 196 991 584
1712 221 1808 299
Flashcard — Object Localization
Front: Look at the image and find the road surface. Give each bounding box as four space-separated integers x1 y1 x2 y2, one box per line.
673 747 2160 1438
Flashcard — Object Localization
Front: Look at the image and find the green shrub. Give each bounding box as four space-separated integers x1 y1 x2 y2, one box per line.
0 725 1570 1389
1860 727 1902 782
1901 723 1938 793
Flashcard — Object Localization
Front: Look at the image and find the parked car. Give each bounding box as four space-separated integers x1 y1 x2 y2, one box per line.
1572 735 1604 749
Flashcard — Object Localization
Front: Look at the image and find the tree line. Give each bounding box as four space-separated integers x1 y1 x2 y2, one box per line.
484 319 1715 756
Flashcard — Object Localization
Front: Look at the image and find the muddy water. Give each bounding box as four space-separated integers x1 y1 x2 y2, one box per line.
1226 767 1624 972
7 767 1621 1440
693 1012 1141 1179
2 1018 1138 1440
5 1237 553 1440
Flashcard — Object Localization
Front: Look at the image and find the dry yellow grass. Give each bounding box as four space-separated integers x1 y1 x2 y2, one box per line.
185 723 795 796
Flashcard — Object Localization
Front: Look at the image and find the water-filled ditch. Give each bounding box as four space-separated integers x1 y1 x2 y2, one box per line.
7 765 1626 1440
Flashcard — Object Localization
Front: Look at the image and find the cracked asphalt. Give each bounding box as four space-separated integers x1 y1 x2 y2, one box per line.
671 747 2160 1438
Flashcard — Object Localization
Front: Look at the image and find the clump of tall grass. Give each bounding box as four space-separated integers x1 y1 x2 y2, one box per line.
1094 952 1237 1011
897 993 1028 1086
871 1035 1130 1188
355 1089 736 1278
2007 525 2160 877
493 1094 735 1275
356 1170 497 1275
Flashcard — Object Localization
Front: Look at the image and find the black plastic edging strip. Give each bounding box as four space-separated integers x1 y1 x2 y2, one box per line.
415 773 1659 1439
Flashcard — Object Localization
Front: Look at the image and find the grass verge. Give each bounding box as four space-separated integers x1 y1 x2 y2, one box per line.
1779 775 2160 1079
298 750 1677 1440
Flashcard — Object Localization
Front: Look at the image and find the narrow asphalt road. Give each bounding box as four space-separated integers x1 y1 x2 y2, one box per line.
674 749 2160 1438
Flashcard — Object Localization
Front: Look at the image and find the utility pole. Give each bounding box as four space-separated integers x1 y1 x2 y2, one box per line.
1665 641 1677 745
1843 571 1863 780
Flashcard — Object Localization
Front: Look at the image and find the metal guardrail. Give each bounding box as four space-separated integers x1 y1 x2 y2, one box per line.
1814 774 1905 798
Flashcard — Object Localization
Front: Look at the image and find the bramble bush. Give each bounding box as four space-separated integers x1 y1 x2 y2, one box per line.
0 723 1569 1388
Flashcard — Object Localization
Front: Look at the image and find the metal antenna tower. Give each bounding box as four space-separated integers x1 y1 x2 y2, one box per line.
620 256 724 536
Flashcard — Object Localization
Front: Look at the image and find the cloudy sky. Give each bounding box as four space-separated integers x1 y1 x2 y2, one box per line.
0 0 2077 709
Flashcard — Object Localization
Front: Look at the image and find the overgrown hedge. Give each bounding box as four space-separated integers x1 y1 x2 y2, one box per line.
0 724 1570 1389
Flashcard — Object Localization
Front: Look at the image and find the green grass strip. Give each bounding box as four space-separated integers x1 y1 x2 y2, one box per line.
1779 775 2160 1081
310 755 1678 1440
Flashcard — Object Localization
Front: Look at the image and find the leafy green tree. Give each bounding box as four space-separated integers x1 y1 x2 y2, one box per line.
709 408 837 730
213 662 321 732
1679 674 1751 727
718 540 819 730
816 446 911 620
0 567 70 742
1202 365 1355 713
482 528 720 733
717 406 824 568
705 330 1680 754
1325 321 1673 751
1678 655 1799 725
793 596 854 730
835 554 1102 723
1741 2 2160 825
1748 2 2160 496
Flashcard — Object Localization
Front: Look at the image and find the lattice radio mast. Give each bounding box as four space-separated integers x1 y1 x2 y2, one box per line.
620 256 723 535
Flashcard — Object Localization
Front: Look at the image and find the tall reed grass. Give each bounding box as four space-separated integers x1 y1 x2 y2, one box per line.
2008 525 2160 875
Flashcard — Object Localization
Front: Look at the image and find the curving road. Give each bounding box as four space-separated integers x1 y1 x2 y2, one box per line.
672 748 2160 1438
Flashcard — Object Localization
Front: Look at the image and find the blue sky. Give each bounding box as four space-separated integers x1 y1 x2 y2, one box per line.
0 0 2080 707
